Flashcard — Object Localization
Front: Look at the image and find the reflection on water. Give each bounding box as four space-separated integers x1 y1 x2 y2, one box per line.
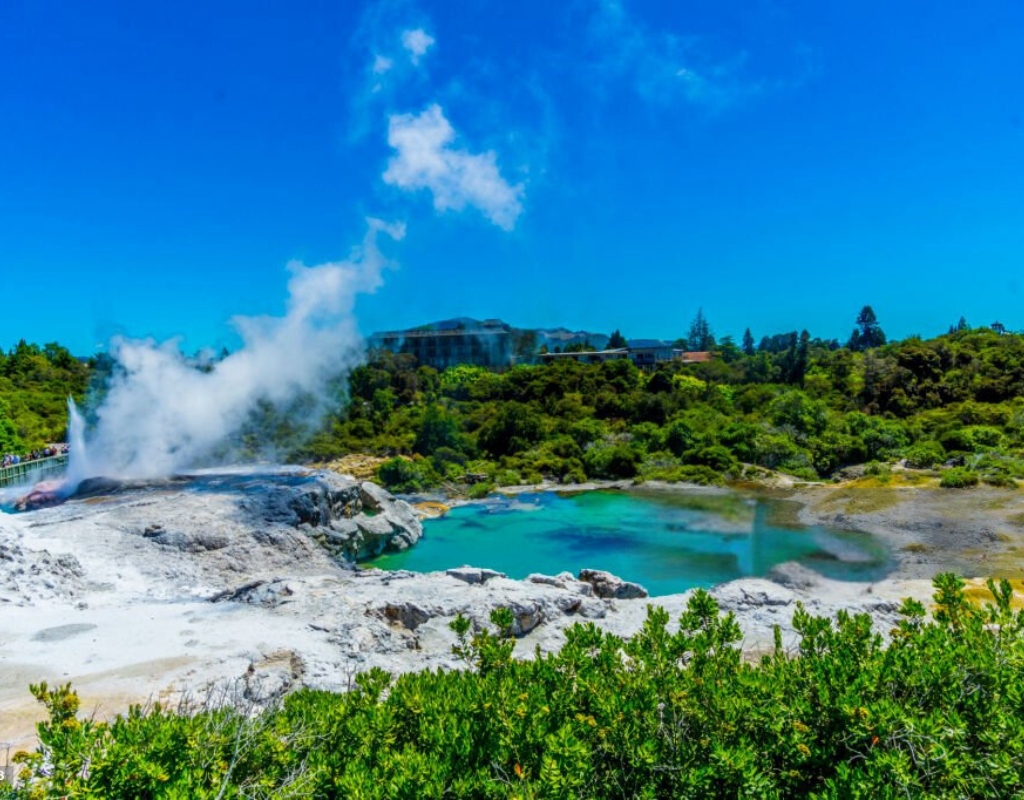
365 490 892 596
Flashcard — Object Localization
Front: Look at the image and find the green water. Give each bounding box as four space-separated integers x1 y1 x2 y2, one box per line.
365 489 891 596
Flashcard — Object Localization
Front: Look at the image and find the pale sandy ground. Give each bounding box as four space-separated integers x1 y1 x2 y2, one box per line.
0 594 338 752
4 475 1022 757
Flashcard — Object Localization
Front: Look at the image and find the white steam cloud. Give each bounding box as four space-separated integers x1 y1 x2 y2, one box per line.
383 104 524 230
66 218 404 485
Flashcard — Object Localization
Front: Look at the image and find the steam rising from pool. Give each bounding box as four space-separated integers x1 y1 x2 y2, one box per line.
64 219 404 489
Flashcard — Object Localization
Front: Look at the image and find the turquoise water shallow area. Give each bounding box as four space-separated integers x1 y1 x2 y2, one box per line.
365 489 892 596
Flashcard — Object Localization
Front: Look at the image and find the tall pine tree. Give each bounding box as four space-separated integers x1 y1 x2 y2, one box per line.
848 306 886 351
741 328 755 356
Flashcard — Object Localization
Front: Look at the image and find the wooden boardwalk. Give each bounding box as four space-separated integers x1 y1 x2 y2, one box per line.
0 454 69 489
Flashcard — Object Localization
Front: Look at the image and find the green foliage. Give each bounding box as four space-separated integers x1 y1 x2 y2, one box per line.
0 340 89 451
687 307 716 351
904 440 946 469
939 467 980 488
607 329 627 349
467 481 494 499
376 456 438 493
12 575 1024 798
311 327 1024 490
582 441 642 479
0 397 25 454
848 305 887 351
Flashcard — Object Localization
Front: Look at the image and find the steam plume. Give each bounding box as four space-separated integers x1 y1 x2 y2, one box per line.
65 218 404 487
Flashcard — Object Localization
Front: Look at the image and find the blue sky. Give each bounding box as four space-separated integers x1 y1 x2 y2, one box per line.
2 0 1023 356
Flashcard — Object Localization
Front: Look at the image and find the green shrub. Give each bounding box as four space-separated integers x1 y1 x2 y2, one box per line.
466 481 494 499
494 469 521 487
684 444 738 473
974 453 1024 478
11 575 1024 798
674 465 726 486
583 442 642 479
904 440 946 469
939 467 980 488
376 456 439 493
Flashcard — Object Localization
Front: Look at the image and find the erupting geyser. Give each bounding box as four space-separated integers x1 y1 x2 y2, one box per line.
61 218 404 492
63 396 91 493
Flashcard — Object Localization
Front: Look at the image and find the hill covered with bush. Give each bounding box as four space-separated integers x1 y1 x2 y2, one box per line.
0 341 89 455
298 325 1024 493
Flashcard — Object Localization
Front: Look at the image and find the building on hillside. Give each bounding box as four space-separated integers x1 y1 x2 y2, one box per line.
626 339 675 370
676 350 713 364
369 318 514 371
538 348 630 365
535 328 610 353
538 342 714 371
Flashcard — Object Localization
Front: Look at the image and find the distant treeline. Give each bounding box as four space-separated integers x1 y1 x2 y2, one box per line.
297 314 1024 492
4 311 1024 489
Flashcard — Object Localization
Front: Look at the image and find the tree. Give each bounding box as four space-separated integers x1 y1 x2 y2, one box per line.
742 328 755 356
607 329 627 349
783 330 811 384
848 306 886 351
687 308 715 351
414 404 462 455
991 321 1006 336
715 335 742 363
0 398 25 454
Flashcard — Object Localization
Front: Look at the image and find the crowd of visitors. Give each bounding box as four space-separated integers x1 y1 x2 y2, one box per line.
1 444 69 469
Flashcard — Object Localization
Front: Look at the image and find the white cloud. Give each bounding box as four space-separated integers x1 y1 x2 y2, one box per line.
401 28 435 64
372 54 393 75
383 104 524 231
588 0 756 109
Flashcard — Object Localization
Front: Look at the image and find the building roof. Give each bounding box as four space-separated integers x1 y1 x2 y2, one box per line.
627 338 674 350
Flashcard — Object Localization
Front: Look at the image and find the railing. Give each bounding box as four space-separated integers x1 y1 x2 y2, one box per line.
0 454 69 489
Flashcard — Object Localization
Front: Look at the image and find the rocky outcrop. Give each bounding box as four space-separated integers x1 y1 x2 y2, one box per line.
0 517 87 606
711 579 795 611
446 566 507 585
578 568 648 599
210 579 295 608
280 474 423 561
527 571 595 596
4 469 422 607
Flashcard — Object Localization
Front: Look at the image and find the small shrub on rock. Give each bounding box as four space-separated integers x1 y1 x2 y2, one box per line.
466 481 494 499
939 467 980 488
904 441 946 469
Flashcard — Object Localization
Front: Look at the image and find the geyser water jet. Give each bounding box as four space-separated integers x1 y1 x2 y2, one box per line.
64 218 404 488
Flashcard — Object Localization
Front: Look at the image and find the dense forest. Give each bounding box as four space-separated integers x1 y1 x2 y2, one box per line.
0 340 89 456
297 317 1024 494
